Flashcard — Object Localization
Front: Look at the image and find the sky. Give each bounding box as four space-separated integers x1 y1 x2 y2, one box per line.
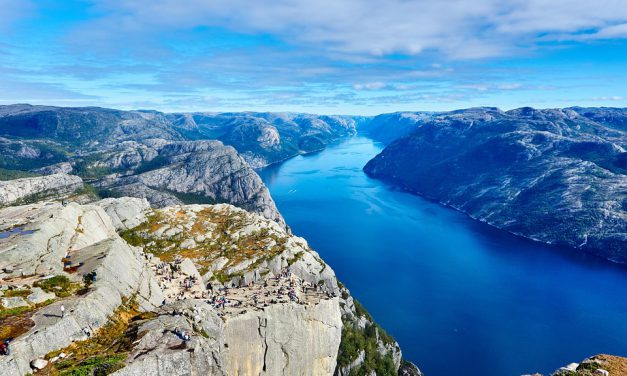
1 0 627 115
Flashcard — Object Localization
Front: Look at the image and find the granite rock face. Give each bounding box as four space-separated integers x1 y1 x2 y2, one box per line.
96 140 285 227
95 197 151 230
223 297 342 375
0 173 83 206
0 199 408 376
547 354 627 376
358 111 432 145
0 200 164 375
364 107 627 263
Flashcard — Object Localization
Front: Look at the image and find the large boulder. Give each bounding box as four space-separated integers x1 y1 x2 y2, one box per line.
96 197 151 230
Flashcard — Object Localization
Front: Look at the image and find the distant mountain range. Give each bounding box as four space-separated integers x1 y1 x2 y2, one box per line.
0 104 363 224
364 107 627 263
1 104 625 264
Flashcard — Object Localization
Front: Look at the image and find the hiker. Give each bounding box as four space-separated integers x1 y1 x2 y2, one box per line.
1 338 12 356
60 305 65 318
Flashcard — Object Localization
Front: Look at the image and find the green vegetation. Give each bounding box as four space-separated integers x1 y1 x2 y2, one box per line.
337 319 397 376
120 207 288 283
287 251 304 266
0 305 32 320
133 155 168 174
162 188 217 205
0 142 69 171
69 184 101 200
0 168 40 181
55 354 126 376
2 288 32 298
336 298 399 375
47 297 155 376
34 275 81 298
0 298 54 321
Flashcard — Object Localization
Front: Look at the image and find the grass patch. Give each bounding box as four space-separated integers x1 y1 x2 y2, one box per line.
34 275 82 298
0 305 32 320
3 288 32 298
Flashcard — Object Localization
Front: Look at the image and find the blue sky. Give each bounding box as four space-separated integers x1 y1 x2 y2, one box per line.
1 0 627 115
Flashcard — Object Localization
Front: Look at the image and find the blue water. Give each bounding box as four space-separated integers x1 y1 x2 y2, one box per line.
0 227 35 239
259 136 627 376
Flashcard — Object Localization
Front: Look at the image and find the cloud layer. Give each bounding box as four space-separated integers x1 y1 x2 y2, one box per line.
0 0 626 113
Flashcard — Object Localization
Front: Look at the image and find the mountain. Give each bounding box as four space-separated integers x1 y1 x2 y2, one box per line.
0 104 363 225
168 112 365 167
364 107 627 263
358 111 433 145
0 105 362 170
0 194 419 375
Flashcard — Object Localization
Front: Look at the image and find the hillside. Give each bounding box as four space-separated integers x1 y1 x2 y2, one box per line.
364 107 627 263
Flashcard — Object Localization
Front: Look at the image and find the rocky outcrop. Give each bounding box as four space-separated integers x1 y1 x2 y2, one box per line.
0 200 164 375
96 197 151 230
544 354 627 376
0 198 411 376
364 107 627 263
115 203 404 376
0 173 83 207
97 141 285 227
110 300 226 376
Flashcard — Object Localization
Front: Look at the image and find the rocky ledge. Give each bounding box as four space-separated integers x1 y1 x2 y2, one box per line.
0 197 416 375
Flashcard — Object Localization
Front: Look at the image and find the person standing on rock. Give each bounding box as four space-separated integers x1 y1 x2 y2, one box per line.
60 305 65 318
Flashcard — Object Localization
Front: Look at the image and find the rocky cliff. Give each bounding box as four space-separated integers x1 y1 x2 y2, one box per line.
364 107 627 263
95 140 285 227
0 173 84 207
0 196 413 375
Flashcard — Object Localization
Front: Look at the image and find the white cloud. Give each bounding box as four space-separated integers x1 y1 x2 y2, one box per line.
78 0 627 60
353 82 386 90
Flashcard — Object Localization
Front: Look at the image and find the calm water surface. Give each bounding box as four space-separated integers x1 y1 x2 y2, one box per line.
259 136 627 376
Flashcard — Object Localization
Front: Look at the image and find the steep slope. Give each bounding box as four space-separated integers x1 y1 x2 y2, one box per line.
118 203 415 375
358 112 433 145
0 105 364 224
364 107 627 263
